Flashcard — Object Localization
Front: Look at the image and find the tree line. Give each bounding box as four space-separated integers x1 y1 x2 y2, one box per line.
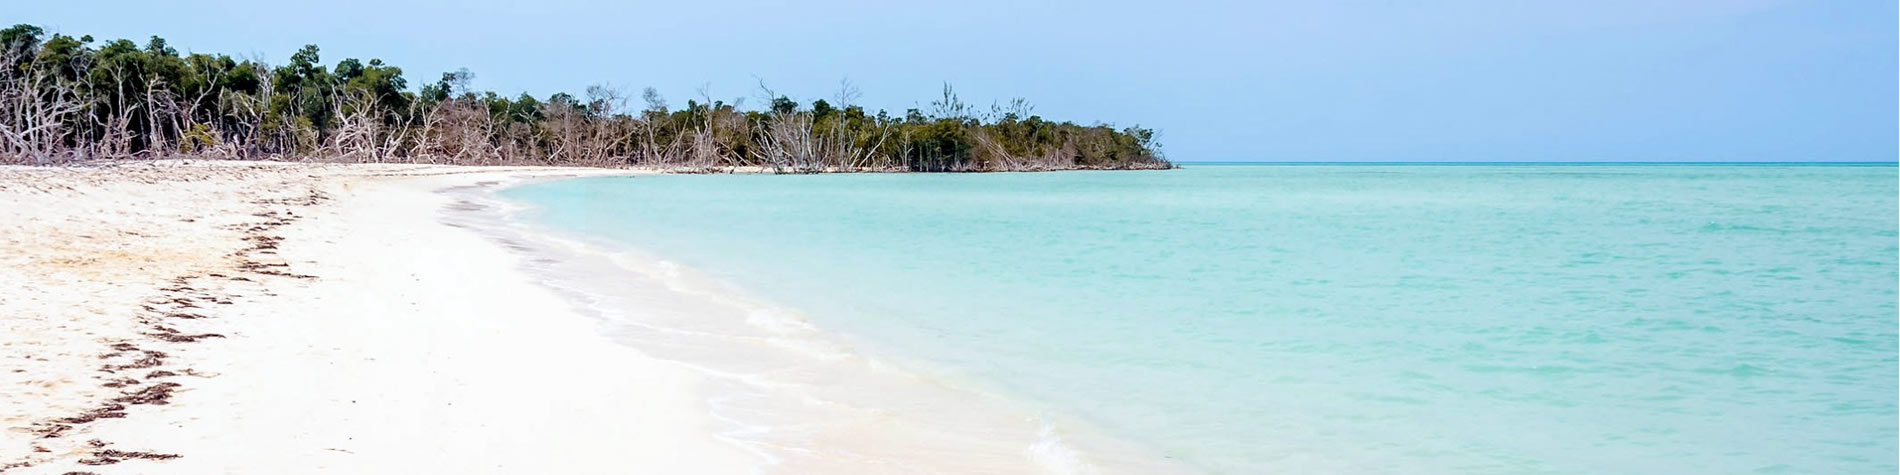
0 25 1171 172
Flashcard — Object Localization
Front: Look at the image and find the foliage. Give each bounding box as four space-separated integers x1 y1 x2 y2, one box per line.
0 25 1170 171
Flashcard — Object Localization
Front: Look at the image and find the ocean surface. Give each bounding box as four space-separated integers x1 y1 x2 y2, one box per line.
501 164 1898 473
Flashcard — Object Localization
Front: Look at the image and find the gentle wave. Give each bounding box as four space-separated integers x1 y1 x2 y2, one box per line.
439 180 1188 474
495 165 1897 473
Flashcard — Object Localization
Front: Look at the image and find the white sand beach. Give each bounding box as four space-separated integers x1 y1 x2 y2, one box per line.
0 161 760 474
0 160 1197 475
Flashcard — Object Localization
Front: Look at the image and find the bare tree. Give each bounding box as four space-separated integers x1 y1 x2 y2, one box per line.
327 88 388 162
929 82 970 121
633 86 686 166
684 83 740 170
0 46 84 164
825 78 890 171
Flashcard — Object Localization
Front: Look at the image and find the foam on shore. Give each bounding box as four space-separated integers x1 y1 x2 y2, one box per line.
439 177 1192 474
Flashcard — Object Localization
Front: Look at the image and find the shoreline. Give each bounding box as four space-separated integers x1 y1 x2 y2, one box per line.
0 160 1188 474
1 161 757 473
445 176 1183 473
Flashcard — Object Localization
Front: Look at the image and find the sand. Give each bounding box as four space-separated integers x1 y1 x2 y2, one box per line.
0 161 758 474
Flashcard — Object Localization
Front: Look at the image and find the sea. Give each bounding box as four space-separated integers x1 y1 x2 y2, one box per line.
493 163 1898 474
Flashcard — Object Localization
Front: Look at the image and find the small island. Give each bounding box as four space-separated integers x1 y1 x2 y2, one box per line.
0 25 1170 172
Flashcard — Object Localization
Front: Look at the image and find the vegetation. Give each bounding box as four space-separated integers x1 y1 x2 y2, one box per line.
0 25 1170 172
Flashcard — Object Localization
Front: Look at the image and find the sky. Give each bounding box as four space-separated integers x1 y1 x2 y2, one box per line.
13 0 1896 162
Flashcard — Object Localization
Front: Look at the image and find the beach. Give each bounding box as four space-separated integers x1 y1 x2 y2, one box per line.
0 161 762 474
4 161 1893 474
0 160 1150 474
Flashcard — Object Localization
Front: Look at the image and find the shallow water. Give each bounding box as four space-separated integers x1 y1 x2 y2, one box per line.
504 164 1898 473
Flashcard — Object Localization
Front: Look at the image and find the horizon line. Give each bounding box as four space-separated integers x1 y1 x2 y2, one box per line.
1177 160 1899 165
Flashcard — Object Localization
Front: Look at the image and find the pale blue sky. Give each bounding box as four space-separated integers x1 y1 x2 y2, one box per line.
14 0 1896 161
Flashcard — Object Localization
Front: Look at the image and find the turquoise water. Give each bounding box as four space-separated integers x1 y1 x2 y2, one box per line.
505 164 1898 473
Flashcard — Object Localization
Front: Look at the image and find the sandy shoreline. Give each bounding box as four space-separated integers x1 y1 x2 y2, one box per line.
0 160 1190 474
0 161 759 473
440 178 1132 474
